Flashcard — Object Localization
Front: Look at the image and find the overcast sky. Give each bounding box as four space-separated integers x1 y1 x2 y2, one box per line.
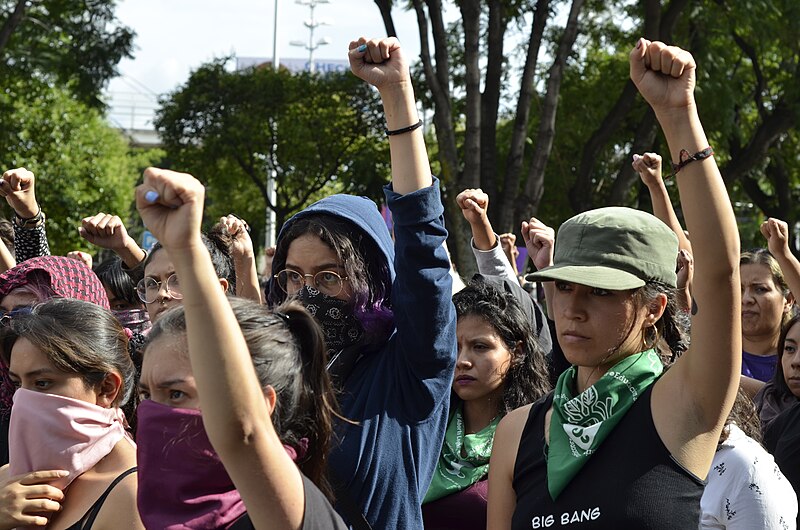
105 0 447 128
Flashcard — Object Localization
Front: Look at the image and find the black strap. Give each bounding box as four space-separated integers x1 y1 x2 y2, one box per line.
228 513 255 530
80 467 138 529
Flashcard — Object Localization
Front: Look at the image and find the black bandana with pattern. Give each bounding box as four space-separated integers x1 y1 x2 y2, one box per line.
297 286 364 357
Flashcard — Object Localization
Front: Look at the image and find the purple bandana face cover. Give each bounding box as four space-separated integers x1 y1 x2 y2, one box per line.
135 399 246 530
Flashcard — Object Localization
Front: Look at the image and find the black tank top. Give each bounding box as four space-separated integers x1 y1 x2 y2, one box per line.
64 467 137 530
511 385 705 529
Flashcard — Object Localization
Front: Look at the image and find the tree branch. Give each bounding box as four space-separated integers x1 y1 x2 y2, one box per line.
0 0 28 55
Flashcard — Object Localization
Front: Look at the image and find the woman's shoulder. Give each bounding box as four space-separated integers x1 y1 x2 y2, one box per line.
89 468 143 530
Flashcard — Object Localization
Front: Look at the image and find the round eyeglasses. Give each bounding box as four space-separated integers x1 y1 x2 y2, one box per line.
274 269 348 297
137 274 183 304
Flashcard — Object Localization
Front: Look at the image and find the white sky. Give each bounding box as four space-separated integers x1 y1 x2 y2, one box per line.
105 0 443 128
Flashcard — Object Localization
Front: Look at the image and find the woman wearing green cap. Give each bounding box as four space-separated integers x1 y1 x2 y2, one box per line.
487 39 741 529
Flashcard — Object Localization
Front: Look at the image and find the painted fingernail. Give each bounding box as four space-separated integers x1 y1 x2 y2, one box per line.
357 44 367 53
144 190 159 203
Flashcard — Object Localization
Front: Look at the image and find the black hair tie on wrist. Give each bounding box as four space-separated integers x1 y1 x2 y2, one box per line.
385 119 423 136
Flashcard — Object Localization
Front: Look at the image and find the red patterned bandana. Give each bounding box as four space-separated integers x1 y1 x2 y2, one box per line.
0 256 111 411
0 256 109 309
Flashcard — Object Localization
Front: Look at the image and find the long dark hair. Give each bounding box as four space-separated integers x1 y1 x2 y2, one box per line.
267 214 394 348
633 281 690 365
770 314 800 402
453 278 551 415
146 297 339 499
94 256 142 309
0 298 135 407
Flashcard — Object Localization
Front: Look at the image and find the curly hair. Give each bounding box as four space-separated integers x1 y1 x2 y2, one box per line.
452 277 551 415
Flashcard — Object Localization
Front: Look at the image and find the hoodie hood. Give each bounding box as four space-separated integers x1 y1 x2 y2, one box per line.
278 194 395 280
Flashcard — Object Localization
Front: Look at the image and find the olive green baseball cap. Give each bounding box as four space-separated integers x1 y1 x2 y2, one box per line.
526 207 678 289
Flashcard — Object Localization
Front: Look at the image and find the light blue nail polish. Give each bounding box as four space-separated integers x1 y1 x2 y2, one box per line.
357 44 367 53
145 190 159 203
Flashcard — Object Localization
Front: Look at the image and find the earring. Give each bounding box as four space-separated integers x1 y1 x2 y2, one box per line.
643 325 660 351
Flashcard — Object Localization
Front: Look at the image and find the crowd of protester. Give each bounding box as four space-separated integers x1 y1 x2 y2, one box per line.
0 34 795 530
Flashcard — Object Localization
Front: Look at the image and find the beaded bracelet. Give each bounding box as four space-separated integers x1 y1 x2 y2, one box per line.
666 146 714 179
385 119 423 136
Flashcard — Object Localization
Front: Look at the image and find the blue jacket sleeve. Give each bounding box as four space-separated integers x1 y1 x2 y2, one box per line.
384 177 457 423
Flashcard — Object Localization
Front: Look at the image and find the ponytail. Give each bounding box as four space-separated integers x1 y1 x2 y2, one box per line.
276 301 339 501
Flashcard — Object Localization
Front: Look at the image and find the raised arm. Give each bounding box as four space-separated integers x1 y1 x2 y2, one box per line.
79 213 147 281
762 218 800 306
348 37 430 195
631 40 741 453
218 214 263 304
633 152 692 253
456 188 517 282
0 169 49 262
136 168 305 530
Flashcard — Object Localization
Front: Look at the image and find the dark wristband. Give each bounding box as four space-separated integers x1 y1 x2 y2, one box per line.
385 119 423 136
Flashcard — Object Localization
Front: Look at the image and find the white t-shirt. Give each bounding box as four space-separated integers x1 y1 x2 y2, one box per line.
701 424 798 529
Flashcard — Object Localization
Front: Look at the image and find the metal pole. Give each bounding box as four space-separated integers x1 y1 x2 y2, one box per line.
265 0 279 252
308 2 316 72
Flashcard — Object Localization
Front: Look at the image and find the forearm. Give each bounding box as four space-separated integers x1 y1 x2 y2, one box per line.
115 238 146 270
380 82 431 195
774 252 800 303
170 243 304 527
233 254 263 304
646 180 692 252
473 237 515 282
657 107 739 277
13 224 49 262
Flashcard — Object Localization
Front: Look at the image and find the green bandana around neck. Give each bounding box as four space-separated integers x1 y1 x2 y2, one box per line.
547 349 663 500
423 404 500 503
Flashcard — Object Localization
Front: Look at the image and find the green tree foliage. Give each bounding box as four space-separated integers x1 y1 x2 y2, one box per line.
155 62 391 248
0 78 155 255
378 0 800 261
0 0 135 106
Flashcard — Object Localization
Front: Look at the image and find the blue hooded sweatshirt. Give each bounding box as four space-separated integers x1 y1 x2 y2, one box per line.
275 179 456 529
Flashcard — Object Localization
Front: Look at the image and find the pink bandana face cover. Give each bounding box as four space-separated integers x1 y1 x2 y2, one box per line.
9 388 128 490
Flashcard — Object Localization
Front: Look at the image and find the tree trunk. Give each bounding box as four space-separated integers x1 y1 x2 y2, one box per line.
410 0 474 274
0 0 28 54
459 0 482 190
495 0 551 232
373 0 398 38
569 0 689 212
479 0 506 199
606 109 657 205
516 0 585 220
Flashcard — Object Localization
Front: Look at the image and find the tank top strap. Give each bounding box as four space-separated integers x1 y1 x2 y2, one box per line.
75 467 138 530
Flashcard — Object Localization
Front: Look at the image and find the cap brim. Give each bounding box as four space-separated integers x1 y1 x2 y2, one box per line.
525 264 645 290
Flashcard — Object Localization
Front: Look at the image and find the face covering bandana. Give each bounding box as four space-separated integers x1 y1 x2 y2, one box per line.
136 399 246 530
9 388 128 490
423 403 500 503
136 399 304 529
297 286 364 355
112 308 152 336
547 349 663 500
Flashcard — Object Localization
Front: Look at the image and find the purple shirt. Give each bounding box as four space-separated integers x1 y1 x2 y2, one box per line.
421 479 488 530
742 350 778 382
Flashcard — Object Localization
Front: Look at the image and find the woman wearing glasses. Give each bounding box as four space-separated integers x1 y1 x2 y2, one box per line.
265 37 457 530
135 233 233 322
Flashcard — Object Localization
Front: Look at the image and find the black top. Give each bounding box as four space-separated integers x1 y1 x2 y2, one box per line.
511 385 705 529
229 475 348 530
64 467 137 530
764 401 800 528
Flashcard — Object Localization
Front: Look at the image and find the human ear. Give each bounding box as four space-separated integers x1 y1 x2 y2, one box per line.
96 372 123 408
263 385 277 415
644 293 668 326
219 278 229 293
